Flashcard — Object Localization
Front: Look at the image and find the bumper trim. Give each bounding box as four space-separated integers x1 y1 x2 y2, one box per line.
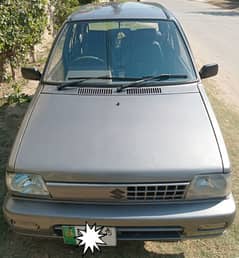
3 194 236 240
53 225 184 241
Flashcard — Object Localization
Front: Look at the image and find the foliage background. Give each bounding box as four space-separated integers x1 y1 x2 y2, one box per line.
0 0 47 81
0 0 95 84
50 0 94 33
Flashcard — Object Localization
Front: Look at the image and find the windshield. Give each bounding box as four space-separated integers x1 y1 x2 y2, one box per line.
44 20 197 84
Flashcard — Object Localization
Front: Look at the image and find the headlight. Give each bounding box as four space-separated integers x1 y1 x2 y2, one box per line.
6 173 49 196
186 174 231 200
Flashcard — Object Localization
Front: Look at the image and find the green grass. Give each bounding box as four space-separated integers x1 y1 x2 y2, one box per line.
0 81 238 258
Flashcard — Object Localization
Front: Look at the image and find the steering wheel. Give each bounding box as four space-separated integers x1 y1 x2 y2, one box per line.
71 55 105 67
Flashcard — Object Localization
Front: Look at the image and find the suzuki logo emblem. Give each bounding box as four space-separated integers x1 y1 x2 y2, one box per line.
110 189 125 200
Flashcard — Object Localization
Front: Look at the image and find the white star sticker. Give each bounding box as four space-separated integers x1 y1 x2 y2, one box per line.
76 223 106 254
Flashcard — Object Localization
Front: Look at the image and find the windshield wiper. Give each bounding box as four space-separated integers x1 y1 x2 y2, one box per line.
116 74 188 92
57 76 110 90
57 76 141 90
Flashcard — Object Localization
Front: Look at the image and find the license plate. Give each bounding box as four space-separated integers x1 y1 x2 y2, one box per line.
62 225 117 246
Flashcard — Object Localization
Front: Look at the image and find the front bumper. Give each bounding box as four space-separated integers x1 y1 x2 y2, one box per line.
3 194 236 240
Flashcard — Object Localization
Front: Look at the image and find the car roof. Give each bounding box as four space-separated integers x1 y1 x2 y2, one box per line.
68 1 173 22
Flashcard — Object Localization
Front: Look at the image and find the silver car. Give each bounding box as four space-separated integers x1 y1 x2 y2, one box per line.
3 1 236 246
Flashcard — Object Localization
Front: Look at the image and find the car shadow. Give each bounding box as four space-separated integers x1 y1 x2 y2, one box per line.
190 10 239 16
7 233 186 258
209 0 239 10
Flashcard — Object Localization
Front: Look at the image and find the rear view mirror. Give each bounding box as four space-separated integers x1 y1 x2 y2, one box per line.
21 67 42 81
199 64 218 79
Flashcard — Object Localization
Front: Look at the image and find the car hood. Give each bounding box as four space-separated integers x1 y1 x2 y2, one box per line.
14 85 222 182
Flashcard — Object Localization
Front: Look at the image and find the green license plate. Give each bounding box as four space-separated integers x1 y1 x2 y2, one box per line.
62 225 117 246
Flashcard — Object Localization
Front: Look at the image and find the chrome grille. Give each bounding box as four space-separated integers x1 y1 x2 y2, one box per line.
47 182 189 202
127 183 189 201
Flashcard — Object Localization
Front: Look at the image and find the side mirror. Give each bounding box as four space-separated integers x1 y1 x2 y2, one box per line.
199 64 218 79
21 67 42 81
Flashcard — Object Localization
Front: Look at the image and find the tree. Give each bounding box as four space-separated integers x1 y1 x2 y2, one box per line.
50 0 95 34
26 0 48 62
50 0 79 34
0 0 47 81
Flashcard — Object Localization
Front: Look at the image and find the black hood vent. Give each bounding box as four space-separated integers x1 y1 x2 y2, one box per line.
126 87 161 95
78 88 113 95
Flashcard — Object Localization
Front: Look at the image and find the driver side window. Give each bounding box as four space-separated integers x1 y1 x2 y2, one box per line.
66 25 109 79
